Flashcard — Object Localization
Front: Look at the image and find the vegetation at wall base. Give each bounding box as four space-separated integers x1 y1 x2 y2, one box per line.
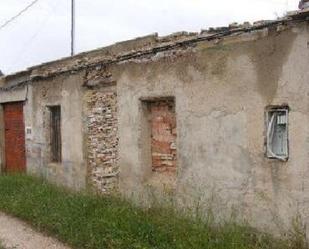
0 174 306 249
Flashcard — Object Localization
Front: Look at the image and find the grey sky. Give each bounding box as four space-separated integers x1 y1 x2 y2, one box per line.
0 0 300 74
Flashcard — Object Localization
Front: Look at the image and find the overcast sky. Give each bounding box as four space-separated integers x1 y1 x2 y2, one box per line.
0 0 300 74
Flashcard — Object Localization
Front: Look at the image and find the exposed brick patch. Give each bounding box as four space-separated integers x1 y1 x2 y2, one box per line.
149 100 177 173
85 90 119 193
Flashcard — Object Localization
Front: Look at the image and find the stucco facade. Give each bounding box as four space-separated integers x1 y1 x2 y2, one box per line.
1 10 309 236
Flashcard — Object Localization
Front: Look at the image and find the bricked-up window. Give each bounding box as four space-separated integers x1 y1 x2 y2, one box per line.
266 106 289 161
50 106 62 163
148 99 177 173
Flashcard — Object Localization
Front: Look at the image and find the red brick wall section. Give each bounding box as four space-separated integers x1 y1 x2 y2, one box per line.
3 102 26 172
150 100 177 173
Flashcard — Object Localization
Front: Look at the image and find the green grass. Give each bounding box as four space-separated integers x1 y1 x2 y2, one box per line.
0 174 306 249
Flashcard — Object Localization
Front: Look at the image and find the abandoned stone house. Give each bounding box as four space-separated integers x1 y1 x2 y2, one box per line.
1 9 309 235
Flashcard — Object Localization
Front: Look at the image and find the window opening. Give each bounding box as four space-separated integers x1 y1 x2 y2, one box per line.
50 106 62 162
266 107 288 161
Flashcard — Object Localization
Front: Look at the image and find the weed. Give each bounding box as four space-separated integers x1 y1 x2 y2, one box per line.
0 174 306 249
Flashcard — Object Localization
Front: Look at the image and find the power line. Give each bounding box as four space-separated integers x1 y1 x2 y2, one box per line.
7 13 50 72
6 0 60 73
0 0 40 31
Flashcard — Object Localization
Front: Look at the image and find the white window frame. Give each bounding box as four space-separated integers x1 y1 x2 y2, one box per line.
266 106 289 161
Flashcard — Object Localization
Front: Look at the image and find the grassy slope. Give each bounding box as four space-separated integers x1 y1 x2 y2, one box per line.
0 174 306 249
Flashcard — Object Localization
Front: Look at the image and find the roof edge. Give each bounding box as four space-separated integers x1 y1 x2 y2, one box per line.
1 8 309 88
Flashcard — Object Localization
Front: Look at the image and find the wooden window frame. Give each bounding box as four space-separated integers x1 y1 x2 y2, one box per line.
49 106 62 163
265 106 289 161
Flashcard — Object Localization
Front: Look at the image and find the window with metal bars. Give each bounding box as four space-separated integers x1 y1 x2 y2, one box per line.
266 106 289 161
49 106 62 163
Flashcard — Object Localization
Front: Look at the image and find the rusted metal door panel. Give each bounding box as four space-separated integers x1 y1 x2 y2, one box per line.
3 102 26 172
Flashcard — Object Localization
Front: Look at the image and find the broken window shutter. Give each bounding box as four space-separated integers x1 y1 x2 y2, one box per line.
266 108 288 161
267 113 277 158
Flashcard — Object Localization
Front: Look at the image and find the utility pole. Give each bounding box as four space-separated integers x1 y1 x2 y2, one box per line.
71 0 75 56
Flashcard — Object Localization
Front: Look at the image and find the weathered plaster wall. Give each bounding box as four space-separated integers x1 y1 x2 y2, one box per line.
114 23 309 234
24 72 86 189
0 87 28 103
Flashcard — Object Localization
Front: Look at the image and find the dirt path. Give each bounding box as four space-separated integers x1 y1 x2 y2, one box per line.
0 212 71 249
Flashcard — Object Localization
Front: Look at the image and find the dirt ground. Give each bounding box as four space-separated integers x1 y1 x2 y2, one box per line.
0 212 71 249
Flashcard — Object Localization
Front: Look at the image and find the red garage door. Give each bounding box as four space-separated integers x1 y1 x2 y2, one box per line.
3 102 26 172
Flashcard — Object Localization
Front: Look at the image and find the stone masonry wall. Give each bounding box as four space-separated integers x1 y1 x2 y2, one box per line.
85 89 119 193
